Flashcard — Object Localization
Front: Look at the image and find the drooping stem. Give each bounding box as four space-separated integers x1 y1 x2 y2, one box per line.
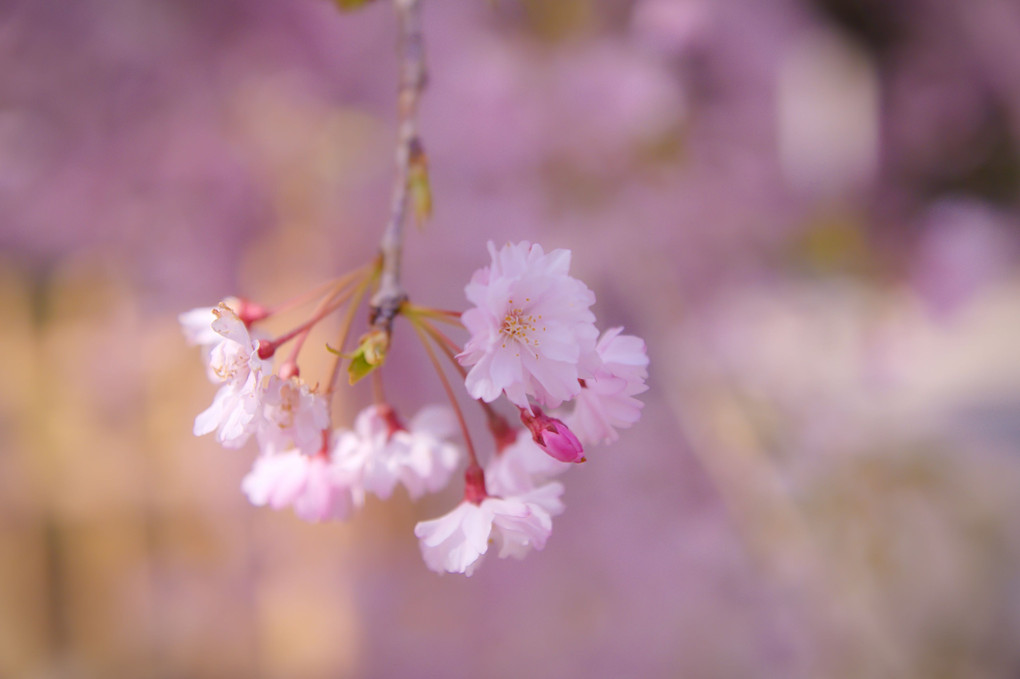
371 369 387 406
275 283 361 365
402 303 463 327
266 275 354 317
271 264 377 374
398 304 462 364
412 312 514 450
371 0 427 334
407 316 480 470
325 270 377 406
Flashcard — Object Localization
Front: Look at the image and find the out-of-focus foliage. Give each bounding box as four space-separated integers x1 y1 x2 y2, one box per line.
2 0 1020 677
333 0 379 12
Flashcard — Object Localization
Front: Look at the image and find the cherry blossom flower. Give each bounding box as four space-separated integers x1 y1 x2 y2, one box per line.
340 404 460 500
485 430 572 496
458 241 599 411
178 305 222 348
179 297 268 352
487 484 564 559
179 302 240 375
567 327 649 445
257 375 330 456
414 501 490 575
242 449 362 523
192 304 272 448
414 482 564 576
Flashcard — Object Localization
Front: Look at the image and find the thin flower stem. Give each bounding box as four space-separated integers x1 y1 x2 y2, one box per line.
276 285 359 358
371 369 387 406
266 275 351 317
416 317 466 377
423 318 516 447
325 271 377 405
402 303 464 327
407 316 479 469
276 263 376 367
410 313 515 452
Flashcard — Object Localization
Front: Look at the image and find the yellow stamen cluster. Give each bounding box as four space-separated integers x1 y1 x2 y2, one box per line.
500 298 545 356
212 350 246 381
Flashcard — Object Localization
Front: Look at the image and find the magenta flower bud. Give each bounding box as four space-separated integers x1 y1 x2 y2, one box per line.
520 408 586 464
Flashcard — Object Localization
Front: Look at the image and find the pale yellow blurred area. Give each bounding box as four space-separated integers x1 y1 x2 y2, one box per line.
0 246 373 678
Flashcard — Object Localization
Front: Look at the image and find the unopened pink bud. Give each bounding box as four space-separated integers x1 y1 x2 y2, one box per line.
519 407 585 463
278 361 300 380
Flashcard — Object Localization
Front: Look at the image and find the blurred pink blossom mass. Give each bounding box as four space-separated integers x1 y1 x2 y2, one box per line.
3 0 1020 678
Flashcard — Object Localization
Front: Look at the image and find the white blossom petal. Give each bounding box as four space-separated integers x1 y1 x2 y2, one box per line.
257 376 330 456
178 306 221 347
458 241 598 410
567 327 649 445
415 501 493 576
345 404 461 500
414 482 563 576
242 450 361 523
190 305 272 448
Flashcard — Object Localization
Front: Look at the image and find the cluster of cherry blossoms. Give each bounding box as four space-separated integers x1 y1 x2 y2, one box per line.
181 241 647 575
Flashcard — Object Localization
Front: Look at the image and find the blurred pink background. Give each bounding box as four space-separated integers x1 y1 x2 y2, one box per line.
3 0 1020 677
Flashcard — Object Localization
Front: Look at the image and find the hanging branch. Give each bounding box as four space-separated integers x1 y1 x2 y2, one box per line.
370 0 427 335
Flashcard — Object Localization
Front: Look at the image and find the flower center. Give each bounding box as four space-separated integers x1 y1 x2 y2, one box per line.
273 383 298 429
500 298 544 352
211 343 249 382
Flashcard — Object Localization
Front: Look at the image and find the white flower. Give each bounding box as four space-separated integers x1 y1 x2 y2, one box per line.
242 449 362 523
193 382 264 448
257 376 330 456
179 303 237 377
414 483 564 576
179 297 267 352
567 327 649 445
203 304 266 385
485 430 572 496
178 306 222 348
414 501 491 575
458 241 599 410
487 484 564 559
192 304 271 448
340 404 461 500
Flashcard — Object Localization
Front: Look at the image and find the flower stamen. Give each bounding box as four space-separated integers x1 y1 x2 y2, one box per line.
500 306 544 361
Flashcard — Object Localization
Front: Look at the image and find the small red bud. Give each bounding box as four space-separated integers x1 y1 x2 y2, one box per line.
256 340 276 360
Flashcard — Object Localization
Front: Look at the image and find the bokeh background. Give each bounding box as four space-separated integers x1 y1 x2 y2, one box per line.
3 0 1020 677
